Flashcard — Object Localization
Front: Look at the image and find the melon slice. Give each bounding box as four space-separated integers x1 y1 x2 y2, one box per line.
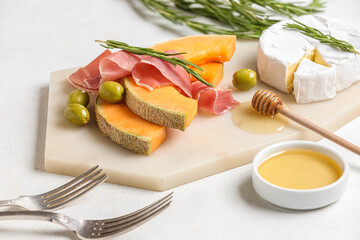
152 35 236 65
124 77 198 131
95 98 166 155
190 62 223 87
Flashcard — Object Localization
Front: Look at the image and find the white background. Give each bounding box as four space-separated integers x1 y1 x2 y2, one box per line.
1 0 360 239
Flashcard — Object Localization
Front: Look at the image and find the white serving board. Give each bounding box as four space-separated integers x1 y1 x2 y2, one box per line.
44 41 360 191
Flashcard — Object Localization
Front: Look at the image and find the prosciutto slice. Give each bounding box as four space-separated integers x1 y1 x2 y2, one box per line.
68 49 239 115
99 51 148 82
132 52 192 98
68 50 112 93
191 81 239 114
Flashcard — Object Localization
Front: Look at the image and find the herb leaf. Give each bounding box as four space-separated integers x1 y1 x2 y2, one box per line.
284 19 359 54
249 0 325 17
141 0 262 39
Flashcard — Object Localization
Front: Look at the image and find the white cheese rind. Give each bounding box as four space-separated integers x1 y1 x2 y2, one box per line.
258 15 360 102
294 59 336 104
315 43 360 92
257 17 315 93
257 45 290 93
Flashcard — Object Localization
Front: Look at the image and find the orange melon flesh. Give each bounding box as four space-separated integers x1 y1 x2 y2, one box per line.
152 35 236 65
124 77 198 131
190 62 223 86
95 99 166 155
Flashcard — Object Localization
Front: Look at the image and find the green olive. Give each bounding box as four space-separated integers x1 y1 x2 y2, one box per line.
66 90 90 107
64 103 90 126
232 68 257 91
98 81 124 103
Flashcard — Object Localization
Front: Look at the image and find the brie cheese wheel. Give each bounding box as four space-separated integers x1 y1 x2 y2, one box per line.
258 15 360 102
293 58 336 103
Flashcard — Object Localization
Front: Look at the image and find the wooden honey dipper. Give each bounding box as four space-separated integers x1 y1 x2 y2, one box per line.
252 89 360 155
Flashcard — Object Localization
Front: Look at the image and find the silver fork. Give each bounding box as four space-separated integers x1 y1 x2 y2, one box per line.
0 192 172 239
0 165 108 211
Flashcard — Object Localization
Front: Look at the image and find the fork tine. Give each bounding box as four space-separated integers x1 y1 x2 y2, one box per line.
98 200 171 238
46 174 108 210
103 192 173 224
41 165 99 198
100 193 172 230
43 168 103 202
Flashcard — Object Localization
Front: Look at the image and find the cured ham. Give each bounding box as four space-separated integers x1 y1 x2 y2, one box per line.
132 53 192 98
69 49 239 115
191 81 239 114
99 51 148 82
69 50 192 97
68 50 112 93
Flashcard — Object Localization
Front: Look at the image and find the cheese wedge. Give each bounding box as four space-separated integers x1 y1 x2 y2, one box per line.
293 59 336 103
258 15 360 103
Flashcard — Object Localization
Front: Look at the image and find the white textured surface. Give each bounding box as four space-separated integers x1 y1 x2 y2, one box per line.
1 0 360 239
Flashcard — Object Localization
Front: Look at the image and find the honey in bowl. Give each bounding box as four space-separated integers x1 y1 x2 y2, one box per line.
258 149 343 190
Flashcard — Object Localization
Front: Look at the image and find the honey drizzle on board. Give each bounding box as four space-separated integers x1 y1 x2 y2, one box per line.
258 149 343 190
232 102 290 134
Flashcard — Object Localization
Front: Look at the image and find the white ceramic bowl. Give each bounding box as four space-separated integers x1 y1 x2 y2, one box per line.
252 140 349 210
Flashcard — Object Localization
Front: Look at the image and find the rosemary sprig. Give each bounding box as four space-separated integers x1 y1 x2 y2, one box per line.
284 19 359 54
174 0 277 31
96 40 214 87
141 0 262 39
140 0 325 39
248 0 325 17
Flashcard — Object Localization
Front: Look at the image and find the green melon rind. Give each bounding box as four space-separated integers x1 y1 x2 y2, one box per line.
95 98 152 155
124 78 188 131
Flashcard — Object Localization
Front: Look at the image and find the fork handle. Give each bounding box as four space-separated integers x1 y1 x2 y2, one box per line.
0 199 18 208
0 211 76 231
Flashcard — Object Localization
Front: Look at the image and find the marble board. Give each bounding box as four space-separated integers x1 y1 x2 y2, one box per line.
44 41 360 191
